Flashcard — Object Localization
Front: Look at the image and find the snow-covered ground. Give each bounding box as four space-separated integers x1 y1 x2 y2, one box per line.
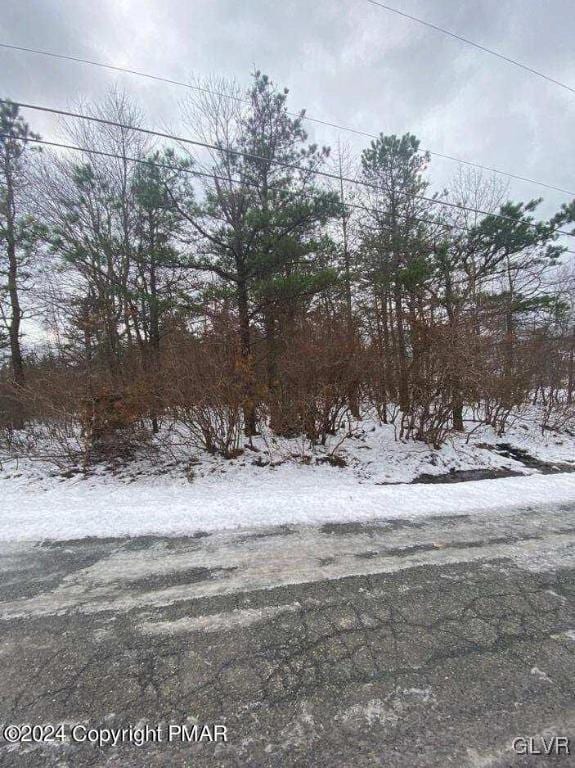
1 468 575 541
1 407 574 541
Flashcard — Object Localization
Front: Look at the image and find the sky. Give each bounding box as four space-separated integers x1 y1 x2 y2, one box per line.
1 0 574 220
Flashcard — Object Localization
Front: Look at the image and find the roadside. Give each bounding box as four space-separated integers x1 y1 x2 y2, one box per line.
1 469 575 541
3 406 575 542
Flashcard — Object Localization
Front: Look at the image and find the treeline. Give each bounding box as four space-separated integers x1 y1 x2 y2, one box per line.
1 73 574 466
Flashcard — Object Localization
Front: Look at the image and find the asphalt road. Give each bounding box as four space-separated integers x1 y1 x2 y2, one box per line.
1 502 575 767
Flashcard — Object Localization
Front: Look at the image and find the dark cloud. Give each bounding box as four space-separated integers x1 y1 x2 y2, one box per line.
1 0 574 216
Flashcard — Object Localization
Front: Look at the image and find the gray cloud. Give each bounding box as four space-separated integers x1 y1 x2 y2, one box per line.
1 0 574 218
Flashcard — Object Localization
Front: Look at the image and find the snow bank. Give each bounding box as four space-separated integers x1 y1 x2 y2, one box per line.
2 407 574 542
2 468 575 541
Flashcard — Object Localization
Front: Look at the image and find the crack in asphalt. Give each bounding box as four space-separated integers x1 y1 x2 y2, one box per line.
1 506 575 767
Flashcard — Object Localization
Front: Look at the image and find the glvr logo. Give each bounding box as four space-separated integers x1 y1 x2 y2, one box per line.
512 736 571 755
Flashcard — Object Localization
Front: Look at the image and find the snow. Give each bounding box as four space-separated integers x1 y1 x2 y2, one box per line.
337 699 397 727
1 464 575 542
530 667 553 683
140 603 301 635
1 406 574 541
2 504 574 620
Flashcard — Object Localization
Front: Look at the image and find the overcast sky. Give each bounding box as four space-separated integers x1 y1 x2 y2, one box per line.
2 0 574 220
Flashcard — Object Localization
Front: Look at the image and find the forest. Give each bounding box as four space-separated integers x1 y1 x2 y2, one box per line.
1 72 574 470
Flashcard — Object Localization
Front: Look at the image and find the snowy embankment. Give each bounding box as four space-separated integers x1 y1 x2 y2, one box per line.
2 409 575 541
2 467 575 541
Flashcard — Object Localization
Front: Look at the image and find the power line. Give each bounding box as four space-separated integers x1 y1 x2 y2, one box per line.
0 133 458 238
6 133 568 293
364 0 575 96
1 40 573 197
3 97 573 240
9 133 575 277
3 132 572 294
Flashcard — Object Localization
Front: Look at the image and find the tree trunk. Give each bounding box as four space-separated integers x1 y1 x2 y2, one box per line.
567 325 575 405
5 162 25 428
148 228 161 434
337 156 360 418
394 282 410 412
452 401 464 431
264 308 283 434
237 280 257 436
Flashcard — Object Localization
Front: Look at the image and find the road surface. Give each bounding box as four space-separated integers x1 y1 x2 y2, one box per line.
1 502 575 766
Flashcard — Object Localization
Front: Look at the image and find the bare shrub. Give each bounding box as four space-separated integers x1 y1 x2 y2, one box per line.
540 400 575 435
0 367 85 469
268 315 360 445
163 327 244 459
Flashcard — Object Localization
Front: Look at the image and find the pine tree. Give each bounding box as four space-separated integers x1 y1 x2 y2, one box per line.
183 72 340 435
360 133 433 415
132 149 193 431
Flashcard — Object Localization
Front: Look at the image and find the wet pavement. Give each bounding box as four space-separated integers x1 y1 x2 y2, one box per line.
1 503 575 766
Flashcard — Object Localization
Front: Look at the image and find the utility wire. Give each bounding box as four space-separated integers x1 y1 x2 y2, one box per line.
0 132 459 237
0 41 573 197
2 97 573 240
6 131 575 281
6 133 564 293
3 133 571 293
364 0 575 96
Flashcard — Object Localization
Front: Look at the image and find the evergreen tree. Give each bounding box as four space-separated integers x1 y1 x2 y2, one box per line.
360 133 434 415
183 72 340 435
132 149 193 431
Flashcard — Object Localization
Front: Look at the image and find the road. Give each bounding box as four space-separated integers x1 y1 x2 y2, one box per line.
1 502 575 766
